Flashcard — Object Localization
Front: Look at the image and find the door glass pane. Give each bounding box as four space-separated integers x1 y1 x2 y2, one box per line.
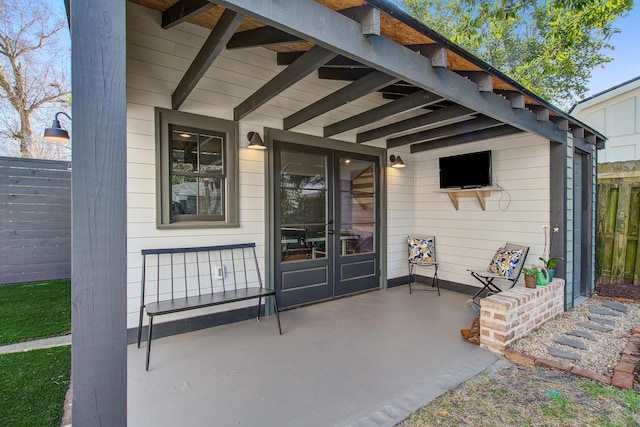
340 159 375 255
280 150 327 262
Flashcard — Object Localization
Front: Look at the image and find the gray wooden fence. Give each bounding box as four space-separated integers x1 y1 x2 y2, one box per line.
0 157 71 284
597 160 640 285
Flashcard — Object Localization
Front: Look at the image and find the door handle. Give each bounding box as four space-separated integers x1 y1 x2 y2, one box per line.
328 229 335 235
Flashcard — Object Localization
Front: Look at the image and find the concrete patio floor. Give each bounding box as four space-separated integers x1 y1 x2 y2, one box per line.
128 285 498 426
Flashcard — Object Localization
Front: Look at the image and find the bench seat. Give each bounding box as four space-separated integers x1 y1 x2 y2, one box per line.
146 287 276 316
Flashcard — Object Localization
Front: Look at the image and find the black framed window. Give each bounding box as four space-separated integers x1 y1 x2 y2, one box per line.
156 108 238 228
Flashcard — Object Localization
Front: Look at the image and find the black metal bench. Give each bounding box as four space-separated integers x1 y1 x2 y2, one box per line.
137 243 282 370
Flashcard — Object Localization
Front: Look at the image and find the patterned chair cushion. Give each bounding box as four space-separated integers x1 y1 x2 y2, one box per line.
408 236 434 263
487 247 523 278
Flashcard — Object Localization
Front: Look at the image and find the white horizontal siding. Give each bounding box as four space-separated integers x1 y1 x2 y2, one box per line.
396 133 552 289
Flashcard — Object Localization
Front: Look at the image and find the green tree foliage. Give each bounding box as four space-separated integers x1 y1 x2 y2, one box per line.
397 0 633 110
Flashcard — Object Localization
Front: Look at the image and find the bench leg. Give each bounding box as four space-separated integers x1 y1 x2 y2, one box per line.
272 295 282 335
137 306 145 348
145 315 154 371
257 296 262 321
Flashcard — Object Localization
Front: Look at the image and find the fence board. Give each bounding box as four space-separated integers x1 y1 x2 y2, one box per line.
0 157 71 284
2 238 71 249
0 167 72 180
597 160 640 285
0 176 71 187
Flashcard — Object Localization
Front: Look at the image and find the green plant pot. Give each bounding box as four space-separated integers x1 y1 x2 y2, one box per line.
548 269 555 282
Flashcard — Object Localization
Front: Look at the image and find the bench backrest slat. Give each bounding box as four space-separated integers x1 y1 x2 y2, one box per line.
140 243 263 307
141 242 256 255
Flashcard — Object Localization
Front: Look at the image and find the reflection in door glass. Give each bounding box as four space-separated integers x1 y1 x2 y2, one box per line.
280 151 327 262
340 158 375 255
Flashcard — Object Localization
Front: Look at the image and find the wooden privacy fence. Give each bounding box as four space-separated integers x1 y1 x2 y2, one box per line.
597 160 640 285
0 157 71 285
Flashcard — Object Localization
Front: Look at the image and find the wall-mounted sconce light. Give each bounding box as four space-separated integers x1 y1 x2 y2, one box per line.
389 154 405 168
43 112 71 142
247 131 267 150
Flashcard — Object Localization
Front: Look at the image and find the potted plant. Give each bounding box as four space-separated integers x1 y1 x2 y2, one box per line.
522 266 539 289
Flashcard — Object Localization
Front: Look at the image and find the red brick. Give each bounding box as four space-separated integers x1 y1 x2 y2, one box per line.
494 313 506 321
615 361 637 374
535 357 572 372
612 371 634 390
481 320 507 332
504 350 536 364
628 335 640 344
619 354 637 364
570 367 612 385
481 329 490 337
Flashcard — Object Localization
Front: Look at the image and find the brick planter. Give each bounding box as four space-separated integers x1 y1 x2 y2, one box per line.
479 279 565 353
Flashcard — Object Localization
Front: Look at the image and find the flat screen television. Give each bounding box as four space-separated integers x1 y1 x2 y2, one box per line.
439 150 492 189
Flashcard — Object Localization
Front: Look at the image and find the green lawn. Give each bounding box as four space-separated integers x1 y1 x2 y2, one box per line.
0 346 71 427
0 279 71 346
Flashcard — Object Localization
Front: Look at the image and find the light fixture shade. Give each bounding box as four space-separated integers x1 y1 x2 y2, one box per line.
247 131 267 150
43 113 71 142
390 155 405 168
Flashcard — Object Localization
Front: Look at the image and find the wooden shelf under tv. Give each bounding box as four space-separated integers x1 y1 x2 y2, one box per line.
433 187 501 211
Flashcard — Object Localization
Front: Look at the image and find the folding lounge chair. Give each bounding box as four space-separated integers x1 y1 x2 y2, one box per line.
408 235 440 296
467 243 529 311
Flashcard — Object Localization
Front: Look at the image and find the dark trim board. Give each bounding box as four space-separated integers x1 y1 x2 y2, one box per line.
388 275 480 295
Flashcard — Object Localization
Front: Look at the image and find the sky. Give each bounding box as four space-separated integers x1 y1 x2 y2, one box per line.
584 5 640 97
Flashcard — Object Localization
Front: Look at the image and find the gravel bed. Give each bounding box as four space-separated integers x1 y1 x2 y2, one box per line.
509 298 640 375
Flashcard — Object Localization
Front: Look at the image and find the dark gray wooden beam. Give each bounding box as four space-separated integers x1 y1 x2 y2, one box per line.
529 105 550 121
324 90 443 137
550 135 567 291
496 90 525 109
162 0 214 29
551 117 570 131
211 0 568 143
317 68 373 81
585 132 597 145
234 45 337 120
172 9 243 110
571 125 585 139
71 0 127 424
410 125 523 153
277 52 366 68
338 5 381 36
358 104 475 143
405 44 447 68
379 85 420 96
226 26 302 49
284 70 398 130
458 71 493 92
388 115 501 148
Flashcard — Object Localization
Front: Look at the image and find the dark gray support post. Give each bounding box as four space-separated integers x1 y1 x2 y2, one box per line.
550 139 567 310
71 0 127 424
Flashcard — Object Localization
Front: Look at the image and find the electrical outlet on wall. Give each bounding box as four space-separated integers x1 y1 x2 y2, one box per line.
214 265 224 279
